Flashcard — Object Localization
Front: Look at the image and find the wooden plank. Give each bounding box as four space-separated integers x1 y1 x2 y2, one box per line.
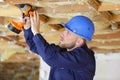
98 2 120 11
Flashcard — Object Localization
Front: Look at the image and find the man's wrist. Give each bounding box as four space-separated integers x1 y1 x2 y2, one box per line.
33 31 40 35
24 26 30 30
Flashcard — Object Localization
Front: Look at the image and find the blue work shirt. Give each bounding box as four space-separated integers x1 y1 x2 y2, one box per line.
24 28 96 80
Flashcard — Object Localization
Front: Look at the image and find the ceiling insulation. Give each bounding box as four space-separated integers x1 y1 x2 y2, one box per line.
0 0 120 61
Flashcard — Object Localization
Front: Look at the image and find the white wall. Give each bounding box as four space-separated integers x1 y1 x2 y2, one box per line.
39 53 120 80
94 53 120 80
39 58 50 80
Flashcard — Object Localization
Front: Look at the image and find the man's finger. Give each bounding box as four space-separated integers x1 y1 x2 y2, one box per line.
36 11 39 22
30 14 34 24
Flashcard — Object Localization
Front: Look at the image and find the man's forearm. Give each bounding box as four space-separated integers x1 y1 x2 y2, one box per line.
24 28 38 53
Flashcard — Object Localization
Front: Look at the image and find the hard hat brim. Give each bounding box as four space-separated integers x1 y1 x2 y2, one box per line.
60 23 71 31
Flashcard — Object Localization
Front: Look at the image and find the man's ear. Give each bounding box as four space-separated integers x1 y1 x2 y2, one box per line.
76 38 84 47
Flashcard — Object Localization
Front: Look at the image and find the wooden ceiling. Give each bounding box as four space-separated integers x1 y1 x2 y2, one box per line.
0 0 120 60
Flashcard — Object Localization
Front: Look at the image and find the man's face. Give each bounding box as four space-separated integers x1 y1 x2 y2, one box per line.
59 29 78 49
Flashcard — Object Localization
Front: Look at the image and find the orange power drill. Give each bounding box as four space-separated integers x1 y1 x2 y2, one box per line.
8 4 34 34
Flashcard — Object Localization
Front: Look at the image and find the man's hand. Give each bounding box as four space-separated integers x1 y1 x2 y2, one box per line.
24 17 31 30
19 13 31 30
30 11 40 35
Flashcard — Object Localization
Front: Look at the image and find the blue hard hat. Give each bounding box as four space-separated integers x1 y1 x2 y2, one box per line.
63 16 95 41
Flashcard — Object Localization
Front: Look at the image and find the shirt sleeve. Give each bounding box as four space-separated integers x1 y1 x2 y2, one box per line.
23 28 38 53
33 34 89 69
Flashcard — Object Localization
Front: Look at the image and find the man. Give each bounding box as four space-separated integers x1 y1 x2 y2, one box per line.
23 11 96 80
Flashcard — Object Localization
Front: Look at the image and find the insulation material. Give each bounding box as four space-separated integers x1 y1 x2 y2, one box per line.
94 21 110 30
0 5 21 18
99 0 120 3
0 53 40 80
0 0 120 54
0 38 26 61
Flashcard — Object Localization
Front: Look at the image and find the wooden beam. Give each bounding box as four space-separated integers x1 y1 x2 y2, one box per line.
0 17 16 26
111 14 120 22
95 27 120 34
39 14 50 23
100 12 113 21
87 0 110 19
48 17 68 24
37 4 93 13
0 35 20 42
0 35 26 48
49 24 64 30
86 0 113 21
0 17 5 25
3 0 74 3
86 0 120 29
2 0 38 4
37 0 75 2
0 15 68 25
88 40 120 53
0 3 93 18
86 0 100 10
93 31 120 40
87 40 120 47
92 15 108 22
98 2 120 11
91 47 120 53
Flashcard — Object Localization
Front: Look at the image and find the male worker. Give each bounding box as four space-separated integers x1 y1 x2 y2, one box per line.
23 11 96 80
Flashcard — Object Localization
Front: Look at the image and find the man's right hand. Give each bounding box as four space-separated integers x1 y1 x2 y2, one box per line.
30 11 40 35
